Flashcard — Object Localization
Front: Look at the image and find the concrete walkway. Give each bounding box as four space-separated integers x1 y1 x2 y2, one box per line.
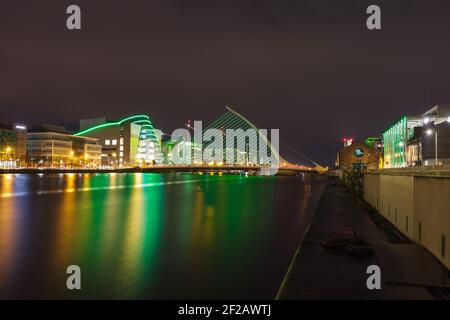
278 179 450 299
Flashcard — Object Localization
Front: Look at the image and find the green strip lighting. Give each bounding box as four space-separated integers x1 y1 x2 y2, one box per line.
74 114 150 136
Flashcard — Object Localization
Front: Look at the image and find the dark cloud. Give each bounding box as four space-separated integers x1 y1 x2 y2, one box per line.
1 0 450 165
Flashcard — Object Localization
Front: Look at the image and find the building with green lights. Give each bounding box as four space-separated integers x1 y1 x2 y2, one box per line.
364 137 380 148
76 115 162 167
382 116 422 168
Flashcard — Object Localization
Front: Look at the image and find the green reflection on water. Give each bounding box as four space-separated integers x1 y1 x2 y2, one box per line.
0 172 319 299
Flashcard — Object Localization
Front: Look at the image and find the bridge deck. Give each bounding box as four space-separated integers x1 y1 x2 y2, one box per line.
0 165 319 175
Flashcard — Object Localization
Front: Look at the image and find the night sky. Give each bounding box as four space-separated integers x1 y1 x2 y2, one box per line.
2 0 450 165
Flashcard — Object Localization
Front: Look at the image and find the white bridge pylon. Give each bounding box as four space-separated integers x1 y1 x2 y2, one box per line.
202 106 328 174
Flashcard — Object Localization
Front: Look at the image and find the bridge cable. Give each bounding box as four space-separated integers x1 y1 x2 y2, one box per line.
279 140 320 167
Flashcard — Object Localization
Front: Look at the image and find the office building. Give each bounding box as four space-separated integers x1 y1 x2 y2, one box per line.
0 123 17 168
14 124 28 167
421 105 450 166
27 124 101 168
382 105 450 168
0 123 29 168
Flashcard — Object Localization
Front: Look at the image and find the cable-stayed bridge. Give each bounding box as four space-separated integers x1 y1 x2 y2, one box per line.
186 106 328 174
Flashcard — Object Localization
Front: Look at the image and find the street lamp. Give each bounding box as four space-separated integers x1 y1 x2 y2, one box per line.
426 129 438 165
424 115 450 166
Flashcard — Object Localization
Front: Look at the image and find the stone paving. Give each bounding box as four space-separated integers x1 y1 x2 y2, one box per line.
278 179 450 299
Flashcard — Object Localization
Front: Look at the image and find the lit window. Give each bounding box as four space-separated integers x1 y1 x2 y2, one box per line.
112 139 117 145
119 146 124 151
119 152 123 157
120 138 124 145
105 140 110 145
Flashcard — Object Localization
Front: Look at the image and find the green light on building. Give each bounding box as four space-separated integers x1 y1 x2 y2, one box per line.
75 114 163 165
74 115 150 136
382 116 421 168
364 137 378 147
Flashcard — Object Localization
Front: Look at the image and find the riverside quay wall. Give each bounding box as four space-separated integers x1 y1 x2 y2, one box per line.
364 167 450 269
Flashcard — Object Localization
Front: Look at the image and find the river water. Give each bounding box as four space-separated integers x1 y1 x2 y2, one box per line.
0 172 327 299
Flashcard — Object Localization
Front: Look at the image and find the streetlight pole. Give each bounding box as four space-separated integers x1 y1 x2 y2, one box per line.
426 126 439 166
435 127 438 166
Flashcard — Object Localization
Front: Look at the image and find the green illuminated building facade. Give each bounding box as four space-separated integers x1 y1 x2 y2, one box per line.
75 115 163 167
382 116 421 168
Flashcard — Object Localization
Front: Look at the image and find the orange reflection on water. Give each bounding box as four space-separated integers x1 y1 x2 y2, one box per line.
118 173 146 296
0 175 17 288
98 175 121 265
51 173 78 268
299 180 311 213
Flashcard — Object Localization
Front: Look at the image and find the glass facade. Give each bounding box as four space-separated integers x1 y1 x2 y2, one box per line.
383 117 408 168
382 116 423 168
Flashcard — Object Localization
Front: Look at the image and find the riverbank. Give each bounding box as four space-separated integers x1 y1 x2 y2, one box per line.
0 167 259 175
0 166 315 176
277 178 450 299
